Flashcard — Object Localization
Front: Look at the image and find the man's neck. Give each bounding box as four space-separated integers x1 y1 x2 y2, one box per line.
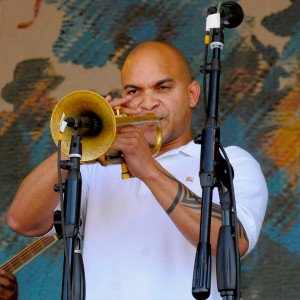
158 136 193 156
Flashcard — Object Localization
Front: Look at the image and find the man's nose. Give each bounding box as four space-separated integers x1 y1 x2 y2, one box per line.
139 91 159 111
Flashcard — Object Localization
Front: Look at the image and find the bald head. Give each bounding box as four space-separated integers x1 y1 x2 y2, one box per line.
119 40 200 150
121 41 193 85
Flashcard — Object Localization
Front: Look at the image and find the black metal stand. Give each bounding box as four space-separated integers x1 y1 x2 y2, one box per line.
216 176 238 300
60 132 86 300
192 2 244 297
192 36 222 299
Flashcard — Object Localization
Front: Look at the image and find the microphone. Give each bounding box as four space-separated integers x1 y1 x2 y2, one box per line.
219 1 244 29
66 114 102 136
205 1 243 32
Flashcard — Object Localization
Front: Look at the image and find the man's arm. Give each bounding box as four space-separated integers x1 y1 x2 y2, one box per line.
141 161 249 257
114 126 249 257
7 153 66 237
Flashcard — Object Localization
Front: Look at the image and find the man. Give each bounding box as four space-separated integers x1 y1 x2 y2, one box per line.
7 41 268 299
0 269 18 300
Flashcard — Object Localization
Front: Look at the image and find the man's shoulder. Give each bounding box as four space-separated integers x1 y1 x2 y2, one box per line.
224 145 258 162
180 141 257 161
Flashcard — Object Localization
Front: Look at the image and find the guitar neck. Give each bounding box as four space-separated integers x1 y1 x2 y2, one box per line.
0 235 59 274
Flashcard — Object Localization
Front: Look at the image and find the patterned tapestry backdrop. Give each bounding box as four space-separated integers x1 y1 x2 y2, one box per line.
0 0 299 299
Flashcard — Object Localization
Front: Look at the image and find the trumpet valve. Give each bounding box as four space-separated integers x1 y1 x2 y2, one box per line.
113 106 128 118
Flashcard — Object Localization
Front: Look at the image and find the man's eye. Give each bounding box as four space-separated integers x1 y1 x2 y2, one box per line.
158 85 170 92
128 89 138 95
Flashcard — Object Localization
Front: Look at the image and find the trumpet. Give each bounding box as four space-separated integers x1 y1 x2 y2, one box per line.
50 90 162 179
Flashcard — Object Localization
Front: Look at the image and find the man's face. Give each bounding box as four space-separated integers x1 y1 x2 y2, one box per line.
121 47 198 150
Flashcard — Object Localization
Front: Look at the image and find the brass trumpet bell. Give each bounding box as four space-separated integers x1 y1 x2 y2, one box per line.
51 90 117 162
50 90 162 166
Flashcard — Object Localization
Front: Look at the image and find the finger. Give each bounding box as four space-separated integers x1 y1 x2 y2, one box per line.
0 278 13 289
105 94 112 102
0 275 9 288
116 126 142 135
0 285 17 299
117 106 142 115
114 130 148 151
106 95 142 115
0 270 16 284
108 95 134 107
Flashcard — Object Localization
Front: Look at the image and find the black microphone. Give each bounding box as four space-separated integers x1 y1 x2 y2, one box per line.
66 114 102 136
220 1 244 29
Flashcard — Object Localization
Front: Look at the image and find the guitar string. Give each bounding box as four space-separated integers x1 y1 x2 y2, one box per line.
1 236 57 273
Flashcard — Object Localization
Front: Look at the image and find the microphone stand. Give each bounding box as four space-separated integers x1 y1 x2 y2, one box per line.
192 17 239 300
59 131 86 300
216 163 239 300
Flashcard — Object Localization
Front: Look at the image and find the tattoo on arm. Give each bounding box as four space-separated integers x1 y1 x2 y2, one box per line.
166 181 183 215
162 170 249 242
164 172 222 223
237 221 249 242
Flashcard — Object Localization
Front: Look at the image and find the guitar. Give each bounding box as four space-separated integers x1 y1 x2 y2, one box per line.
0 235 60 274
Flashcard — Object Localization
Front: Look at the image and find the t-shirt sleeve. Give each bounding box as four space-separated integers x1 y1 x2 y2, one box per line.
225 146 268 256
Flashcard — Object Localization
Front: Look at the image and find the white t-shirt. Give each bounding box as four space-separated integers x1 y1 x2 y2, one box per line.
53 141 268 299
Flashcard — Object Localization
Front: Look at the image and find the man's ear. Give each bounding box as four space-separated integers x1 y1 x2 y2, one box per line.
188 81 201 108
